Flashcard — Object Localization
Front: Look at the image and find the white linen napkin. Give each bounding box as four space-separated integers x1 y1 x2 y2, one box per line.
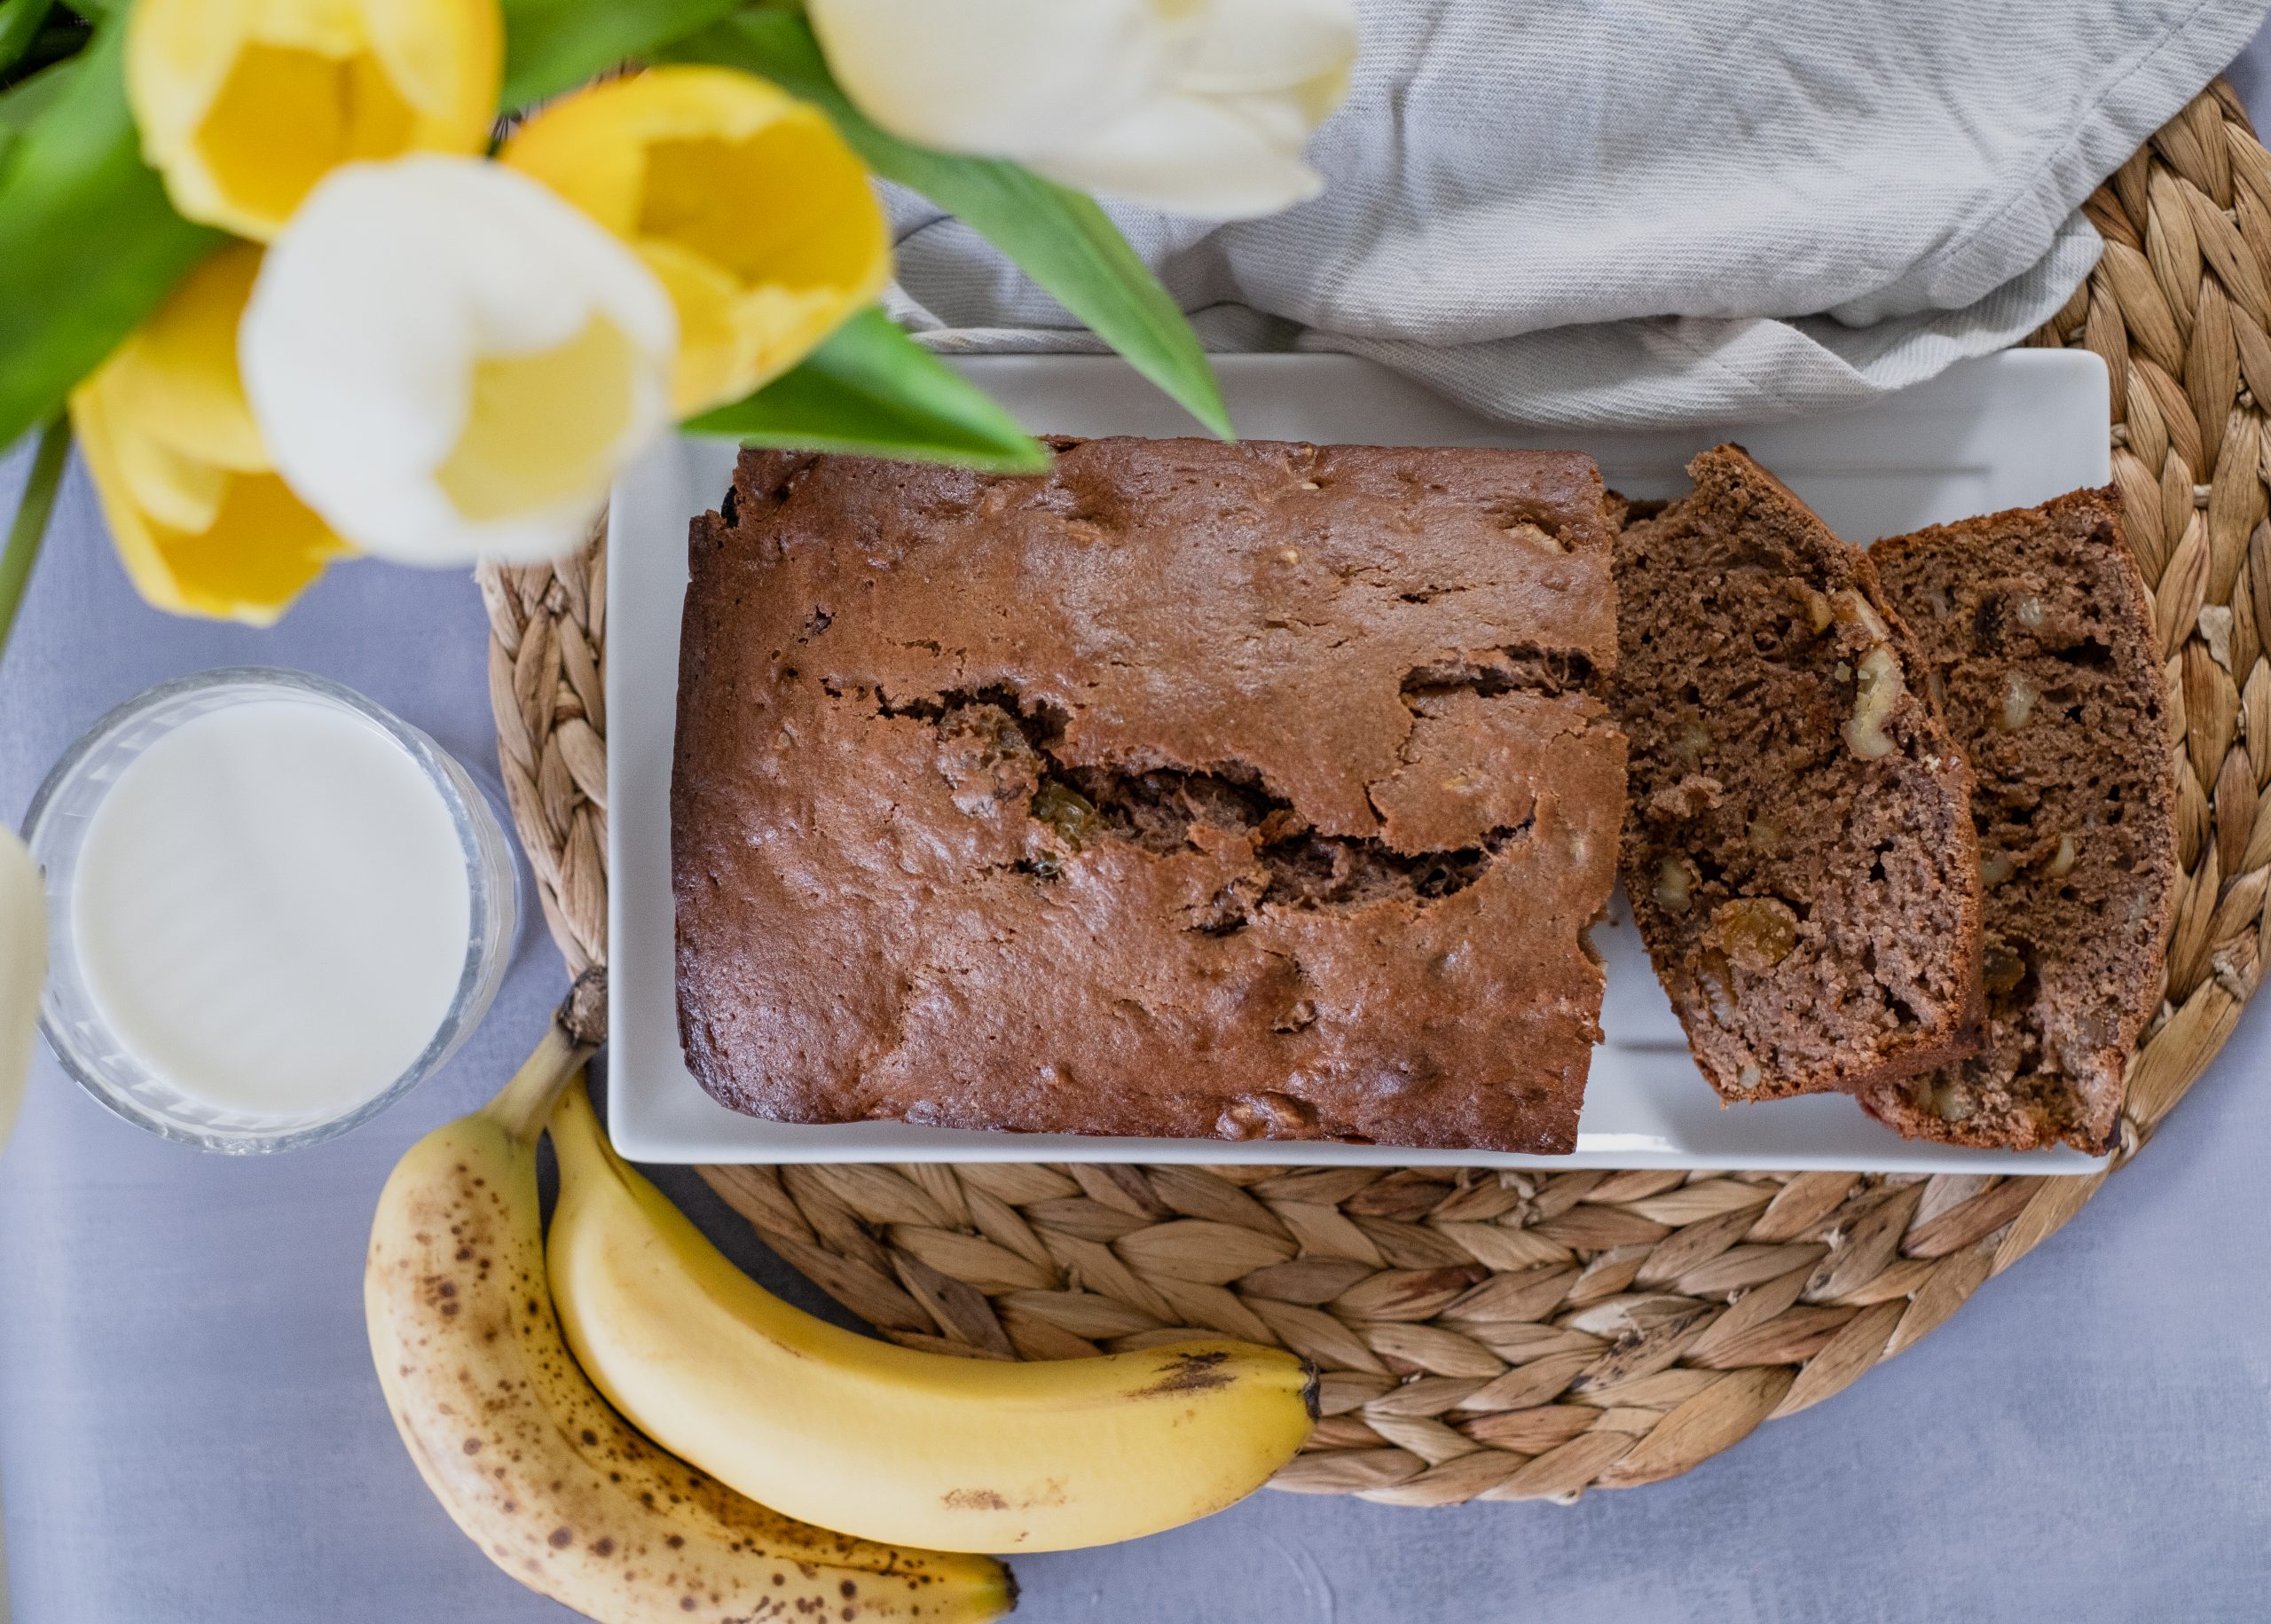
884 0 2271 428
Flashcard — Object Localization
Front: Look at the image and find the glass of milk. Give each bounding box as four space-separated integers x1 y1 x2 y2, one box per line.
23 668 519 1152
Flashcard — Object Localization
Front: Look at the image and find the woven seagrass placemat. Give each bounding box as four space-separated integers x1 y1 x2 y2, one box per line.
475 82 2270 1503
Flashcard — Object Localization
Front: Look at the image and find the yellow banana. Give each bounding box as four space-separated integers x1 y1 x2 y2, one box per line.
547 1079 1318 1553
365 998 1014 1624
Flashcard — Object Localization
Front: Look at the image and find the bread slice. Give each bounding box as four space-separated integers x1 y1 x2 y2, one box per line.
1858 488 2176 1152
1614 445 1984 1102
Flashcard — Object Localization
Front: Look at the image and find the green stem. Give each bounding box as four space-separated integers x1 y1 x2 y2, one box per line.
0 413 67 673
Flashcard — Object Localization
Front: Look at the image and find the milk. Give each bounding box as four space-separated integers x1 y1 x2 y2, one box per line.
70 697 471 1121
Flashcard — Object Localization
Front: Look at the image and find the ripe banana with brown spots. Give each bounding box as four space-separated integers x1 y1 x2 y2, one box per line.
546 1077 1318 1554
365 1000 1014 1623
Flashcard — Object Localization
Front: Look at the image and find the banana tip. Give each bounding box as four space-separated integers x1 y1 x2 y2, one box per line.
1301 1359 1321 1422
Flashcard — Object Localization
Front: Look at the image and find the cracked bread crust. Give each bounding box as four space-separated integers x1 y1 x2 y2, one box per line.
672 437 1627 1152
1614 445 1985 1104
1859 488 2175 1153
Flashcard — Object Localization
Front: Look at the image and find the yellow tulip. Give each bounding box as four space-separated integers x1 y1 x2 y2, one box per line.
70 245 351 624
100 244 268 474
126 0 501 241
501 66 890 416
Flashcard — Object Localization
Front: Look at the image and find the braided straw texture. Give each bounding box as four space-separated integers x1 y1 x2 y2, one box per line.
476 83 2270 1503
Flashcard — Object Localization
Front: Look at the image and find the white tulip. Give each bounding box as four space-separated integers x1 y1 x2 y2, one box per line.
0 828 46 1156
241 156 678 566
808 0 1356 219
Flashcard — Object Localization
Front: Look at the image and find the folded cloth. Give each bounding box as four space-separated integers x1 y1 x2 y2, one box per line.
884 0 2271 428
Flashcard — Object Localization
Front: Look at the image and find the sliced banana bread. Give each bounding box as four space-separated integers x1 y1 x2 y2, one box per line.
1615 445 1984 1102
1859 488 2175 1152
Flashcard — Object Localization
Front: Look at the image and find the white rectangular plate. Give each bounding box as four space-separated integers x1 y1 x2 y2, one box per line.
609 349 2112 1171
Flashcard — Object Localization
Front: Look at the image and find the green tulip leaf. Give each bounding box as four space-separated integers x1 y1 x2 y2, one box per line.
496 0 748 110
676 10 1232 440
0 54 73 177
0 54 74 134
687 307 1050 475
0 1 58 82
0 16 221 452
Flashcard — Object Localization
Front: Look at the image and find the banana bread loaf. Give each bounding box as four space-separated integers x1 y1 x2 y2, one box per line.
1859 488 2175 1152
1613 445 1984 1103
673 437 1628 1152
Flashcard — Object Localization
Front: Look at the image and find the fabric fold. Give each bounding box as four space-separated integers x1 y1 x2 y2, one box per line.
885 0 2271 427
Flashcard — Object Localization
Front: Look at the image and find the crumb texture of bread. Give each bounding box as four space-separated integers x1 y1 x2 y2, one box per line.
1860 488 2176 1152
1613 445 1984 1103
672 437 1627 1153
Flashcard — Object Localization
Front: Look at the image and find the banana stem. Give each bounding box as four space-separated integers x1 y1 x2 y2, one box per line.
482 969 609 1142
483 1022 595 1144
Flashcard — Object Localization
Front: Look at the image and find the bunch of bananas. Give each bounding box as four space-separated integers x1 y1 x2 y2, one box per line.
365 985 1317 1622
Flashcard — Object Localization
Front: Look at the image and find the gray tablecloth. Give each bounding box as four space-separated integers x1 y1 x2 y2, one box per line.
7 43 2271 1624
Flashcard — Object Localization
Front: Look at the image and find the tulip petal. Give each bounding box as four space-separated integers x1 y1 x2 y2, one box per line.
68 233 353 624
1176 0 1358 96
805 0 1350 221
1037 90 1325 219
73 365 350 625
109 398 229 534
103 244 269 474
633 239 754 419
502 66 890 415
434 312 642 521
240 156 677 565
806 0 1172 157
0 828 44 1157
127 0 501 240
